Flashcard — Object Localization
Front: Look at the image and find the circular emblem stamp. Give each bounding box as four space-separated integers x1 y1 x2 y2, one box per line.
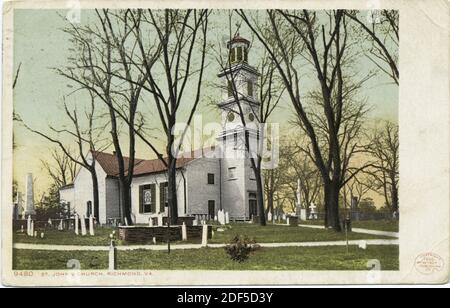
415 252 444 275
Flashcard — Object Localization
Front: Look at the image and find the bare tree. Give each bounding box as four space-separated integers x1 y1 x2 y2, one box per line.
366 121 399 213
16 93 109 220
58 9 157 224
345 10 399 84
41 147 78 188
239 10 376 231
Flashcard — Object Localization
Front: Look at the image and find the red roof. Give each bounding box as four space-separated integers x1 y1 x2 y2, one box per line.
227 33 250 48
91 151 197 177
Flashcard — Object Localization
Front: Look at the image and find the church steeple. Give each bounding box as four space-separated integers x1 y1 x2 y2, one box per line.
217 33 260 151
227 33 250 64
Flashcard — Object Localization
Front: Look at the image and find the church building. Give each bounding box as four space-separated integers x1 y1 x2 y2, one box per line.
59 34 263 225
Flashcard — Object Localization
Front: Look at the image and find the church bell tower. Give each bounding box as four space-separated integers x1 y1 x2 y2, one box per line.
217 34 261 220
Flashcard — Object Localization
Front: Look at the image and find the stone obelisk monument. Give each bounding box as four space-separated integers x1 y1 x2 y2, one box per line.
24 173 36 218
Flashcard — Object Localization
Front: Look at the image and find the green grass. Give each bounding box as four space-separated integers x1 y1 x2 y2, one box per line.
351 221 399 232
300 220 399 232
209 223 394 244
13 223 395 247
13 245 399 271
13 227 116 246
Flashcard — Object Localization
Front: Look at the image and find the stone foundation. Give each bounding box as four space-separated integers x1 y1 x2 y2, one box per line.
118 225 212 243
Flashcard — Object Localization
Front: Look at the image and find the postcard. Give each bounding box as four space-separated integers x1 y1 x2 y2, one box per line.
1 0 449 286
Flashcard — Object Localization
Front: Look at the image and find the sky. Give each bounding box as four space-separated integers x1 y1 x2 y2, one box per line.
12 9 398 202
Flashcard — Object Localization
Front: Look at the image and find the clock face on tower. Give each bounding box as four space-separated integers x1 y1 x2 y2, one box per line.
227 112 235 122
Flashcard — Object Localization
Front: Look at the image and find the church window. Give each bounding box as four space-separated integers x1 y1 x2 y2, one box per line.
159 182 168 213
228 167 237 180
237 47 243 62
139 184 156 213
207 173 215 185
230 48 236 63
247 80 253 96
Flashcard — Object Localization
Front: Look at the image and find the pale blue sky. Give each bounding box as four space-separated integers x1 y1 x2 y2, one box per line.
13 9 398 196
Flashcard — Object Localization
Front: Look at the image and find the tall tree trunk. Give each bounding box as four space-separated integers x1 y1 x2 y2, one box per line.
167 154 179 225
254 166 266 226
391 180 399 214
91 171 100 221
266 191 274 216
324 182 341 231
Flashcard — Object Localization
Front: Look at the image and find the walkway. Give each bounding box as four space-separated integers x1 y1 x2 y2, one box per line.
13 239 398 251
298 224 399 238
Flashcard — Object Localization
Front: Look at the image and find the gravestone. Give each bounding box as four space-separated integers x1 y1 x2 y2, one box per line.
225 212 230 224
309 203 318 220
30 220 35 237
267 212 272 222
109 240 117 270
192 219 198 226
27 215 31 236
218 209 225 225
40 232 44 239
80 215 87 236
24 173 36 217
157 214 163 227
201 224 208 247
89 215 95 236
58 219 64 231
214 215 218 222
74 214 79 235
181 222 187 241
148 217 153 227
358 240 367 250
296 179 302 218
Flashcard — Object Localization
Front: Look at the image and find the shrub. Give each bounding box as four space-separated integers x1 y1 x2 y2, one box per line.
224 235 258 262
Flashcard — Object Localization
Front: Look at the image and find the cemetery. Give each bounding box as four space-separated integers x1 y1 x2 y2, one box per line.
12 171 399 270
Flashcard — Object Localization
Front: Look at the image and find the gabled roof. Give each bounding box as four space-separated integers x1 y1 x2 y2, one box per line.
91 150 198 178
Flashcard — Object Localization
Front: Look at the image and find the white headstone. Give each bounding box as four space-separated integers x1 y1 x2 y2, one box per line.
214 215 218 222
181 222 187 241
58 219 64 231
157 214 163 226
286 217 290 225
30 220 34 237
358 240 367 250
40 232 44 239
124 217 129 226
48 218 52 226
109 241 116 270
225 212 229 224
282 214 286 221
192 219 198 226
89 215 95 236
201 224 208 247
152 237 156 244
268 212 272 222
34 231 37 237
148 217 153 227
309 203 318 220
218 210 225 225
74 214 79 235
80 215 87 236
20 225 24 233
27 215 31 236
24 173 36 216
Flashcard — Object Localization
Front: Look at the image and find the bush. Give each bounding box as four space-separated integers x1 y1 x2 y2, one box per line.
224 235 259 262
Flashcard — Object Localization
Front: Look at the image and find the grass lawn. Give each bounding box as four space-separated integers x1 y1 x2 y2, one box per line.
13 227 116 246
300 220 399 232
13 245 399 271
13 223 395 247
209 223 395 244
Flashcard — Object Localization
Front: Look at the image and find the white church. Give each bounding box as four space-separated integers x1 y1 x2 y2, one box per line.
59 34 264 225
